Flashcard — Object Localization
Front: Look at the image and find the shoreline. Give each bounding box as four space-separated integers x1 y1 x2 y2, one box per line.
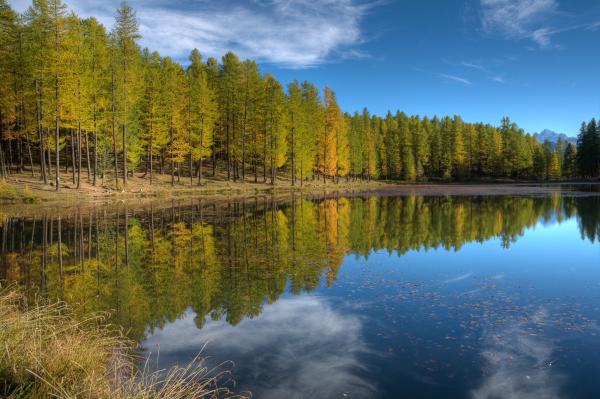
1 173 599 217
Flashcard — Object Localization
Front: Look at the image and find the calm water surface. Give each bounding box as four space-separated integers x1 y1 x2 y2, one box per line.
2 189 600 398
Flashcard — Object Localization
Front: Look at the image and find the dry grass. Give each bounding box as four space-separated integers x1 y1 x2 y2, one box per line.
0 168 387 207
0 180 38 203
0 285 247 398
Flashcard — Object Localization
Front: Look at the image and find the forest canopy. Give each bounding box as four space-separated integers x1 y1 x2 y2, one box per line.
0 0 597 189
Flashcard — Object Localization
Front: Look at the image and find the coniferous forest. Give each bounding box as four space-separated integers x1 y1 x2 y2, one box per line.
0 0 599 190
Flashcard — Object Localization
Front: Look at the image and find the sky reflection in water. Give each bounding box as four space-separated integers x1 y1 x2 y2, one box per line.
143 216 600 399
2 194 600 398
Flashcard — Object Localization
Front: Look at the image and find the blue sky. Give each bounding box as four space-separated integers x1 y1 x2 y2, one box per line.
10 0 600 135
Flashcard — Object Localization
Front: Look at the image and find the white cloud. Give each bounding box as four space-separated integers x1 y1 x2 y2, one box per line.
9 0 374 68
439 73 472 85
143 296 376 399
531 27 552 46
480 0 558 46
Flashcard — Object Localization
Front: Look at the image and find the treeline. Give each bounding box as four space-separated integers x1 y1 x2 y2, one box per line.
0 0 586 189
3 195 597 340
575 118 600 179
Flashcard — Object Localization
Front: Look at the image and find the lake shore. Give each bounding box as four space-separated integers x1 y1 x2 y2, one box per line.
1 171 598 212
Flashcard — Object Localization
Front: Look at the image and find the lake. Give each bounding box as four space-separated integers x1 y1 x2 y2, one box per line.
2 187 600 398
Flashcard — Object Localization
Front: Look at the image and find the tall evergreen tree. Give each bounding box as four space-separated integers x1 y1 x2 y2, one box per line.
187 49 217 185
263 74 287 185
113 1 140 185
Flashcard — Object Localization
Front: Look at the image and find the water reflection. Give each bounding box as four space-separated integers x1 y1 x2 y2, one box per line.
1 194 600 398
0 195 598 341
472 310 564 399
146 296 374 399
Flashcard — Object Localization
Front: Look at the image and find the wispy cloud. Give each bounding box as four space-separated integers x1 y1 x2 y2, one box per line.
439 73 472 85
471 310 566 399
9 0 377 68
479 0 600 48
480 0 558 46
458 60 507 84
461 61 490 73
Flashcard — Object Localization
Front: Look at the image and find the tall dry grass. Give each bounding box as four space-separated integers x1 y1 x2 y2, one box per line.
0 285 247 398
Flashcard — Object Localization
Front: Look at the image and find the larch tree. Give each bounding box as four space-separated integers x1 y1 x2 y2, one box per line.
64 12 84 188
384 112 399 179
347 112 364 178
81 17 109 186
113 1 140 185
321 87 341 183
204 56 220 177
219 52 242 181
24 0 53 184
336 113 350 182
262 74 287 185
452 117 466 180
187 48 217 186
239 60 261 183
398 112 415 181
160 57 186 186
0 0 17 177
414 116 430 181
287 80 303 186
362 108 377 180
298 81 322 184
140 49 163 184
440 116 454 179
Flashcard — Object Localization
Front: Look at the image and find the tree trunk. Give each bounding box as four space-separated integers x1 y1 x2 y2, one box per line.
93 89 98 185
263 126 267 183
77 122 82 189
53 0 60 188
170 128 175 187
188 130 193 187
70 128 75 184
212 150 216 177
93 120 98 185
149 129 153 185
226 122 230 181
46 127 52 179
35 80 47 184
26 131 34 177
85 131 91 181
111 68 118 187
0 114 6 178
291 125 296 186
198 157 203 186
122 124 127 185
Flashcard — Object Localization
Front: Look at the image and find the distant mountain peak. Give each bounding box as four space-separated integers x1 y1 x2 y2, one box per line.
534 129 576 145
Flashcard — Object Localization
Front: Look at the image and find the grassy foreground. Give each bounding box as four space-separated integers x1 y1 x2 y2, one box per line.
0 286 245 398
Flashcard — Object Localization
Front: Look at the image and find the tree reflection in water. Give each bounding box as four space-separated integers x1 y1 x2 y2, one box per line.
0 194 598 344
